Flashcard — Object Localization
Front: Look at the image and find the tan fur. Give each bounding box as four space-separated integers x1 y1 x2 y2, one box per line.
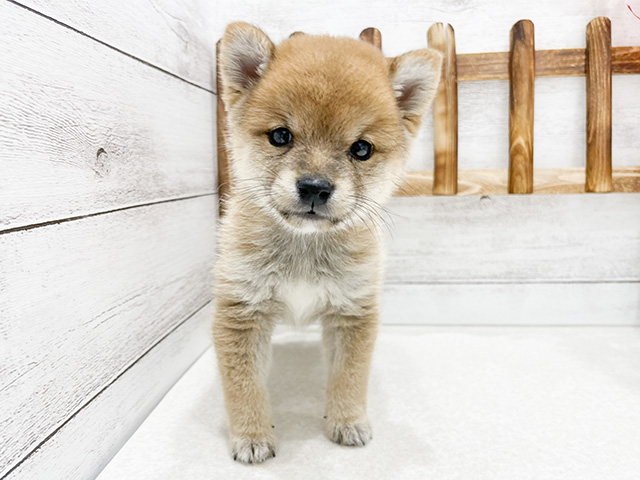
213 22 441 464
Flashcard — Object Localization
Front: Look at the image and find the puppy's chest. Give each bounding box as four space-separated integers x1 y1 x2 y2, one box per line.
273 268 369 326
275 279 333 326
244 233 378 324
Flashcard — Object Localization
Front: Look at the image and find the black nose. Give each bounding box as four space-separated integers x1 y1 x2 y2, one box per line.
296 176 334 207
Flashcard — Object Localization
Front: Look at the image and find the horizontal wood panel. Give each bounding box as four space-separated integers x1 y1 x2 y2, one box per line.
383 194 640 283
396 167 640 196
16 0 215 91
457 46 640 81
382 283 640 325
0 1 216 232
0 197 216 477
4 303 214 480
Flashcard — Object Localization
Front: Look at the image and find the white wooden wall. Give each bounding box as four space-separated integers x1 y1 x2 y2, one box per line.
0 1 217 479
381 194 640 325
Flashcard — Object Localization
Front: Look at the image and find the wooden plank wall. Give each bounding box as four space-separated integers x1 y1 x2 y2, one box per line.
381 194 640 325
0 1 217 478
16 0 216 92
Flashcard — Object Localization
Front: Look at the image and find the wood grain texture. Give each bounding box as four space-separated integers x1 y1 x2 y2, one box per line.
509 20 535 194
0 2 216 232
613 46 640 74
396 167 640 196
458 51 510 81
537 47 639 77
382 283 640 326
4 303 214 480
216 40 231 216
586 17 613 193
359 27 382 50
383 194 640 283
536 48 585 77
428 23 458 195
458 46 640 81
17 0 216 91
0 197 216 477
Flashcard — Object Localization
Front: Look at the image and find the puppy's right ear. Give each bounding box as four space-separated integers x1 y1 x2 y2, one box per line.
218 22 275 107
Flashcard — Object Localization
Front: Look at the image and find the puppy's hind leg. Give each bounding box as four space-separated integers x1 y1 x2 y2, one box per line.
213 302 276 464
322 310 379 447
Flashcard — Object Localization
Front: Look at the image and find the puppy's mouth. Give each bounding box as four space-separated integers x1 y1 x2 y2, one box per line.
278 209 340 225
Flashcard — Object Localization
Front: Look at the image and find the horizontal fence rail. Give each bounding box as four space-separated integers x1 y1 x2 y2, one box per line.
216 17 640 212
457 46 640 81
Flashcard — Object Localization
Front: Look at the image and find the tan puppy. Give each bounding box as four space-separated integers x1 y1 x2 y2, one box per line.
213 22 441 464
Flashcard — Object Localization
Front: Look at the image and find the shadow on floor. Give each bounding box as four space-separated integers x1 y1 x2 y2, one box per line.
267 339 328 442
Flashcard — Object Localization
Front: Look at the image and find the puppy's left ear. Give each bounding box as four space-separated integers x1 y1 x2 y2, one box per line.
389 49 443 134
219 22 275 108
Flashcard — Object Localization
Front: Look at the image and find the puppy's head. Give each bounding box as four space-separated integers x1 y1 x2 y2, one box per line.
219 22 441 233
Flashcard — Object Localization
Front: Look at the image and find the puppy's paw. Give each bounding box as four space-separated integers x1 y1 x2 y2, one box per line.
326 418 372 447
231 435 276 464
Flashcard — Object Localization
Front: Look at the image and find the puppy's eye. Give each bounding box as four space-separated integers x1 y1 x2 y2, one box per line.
268 127 293 147
349 140 373 161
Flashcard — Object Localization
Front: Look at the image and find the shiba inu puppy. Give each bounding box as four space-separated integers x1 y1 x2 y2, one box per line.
213 22 441 464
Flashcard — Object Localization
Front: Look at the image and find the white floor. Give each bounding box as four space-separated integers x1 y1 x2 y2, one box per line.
97 326 640 480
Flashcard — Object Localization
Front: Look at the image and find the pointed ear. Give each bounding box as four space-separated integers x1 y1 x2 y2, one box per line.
218 22 275 107
388 49 443 134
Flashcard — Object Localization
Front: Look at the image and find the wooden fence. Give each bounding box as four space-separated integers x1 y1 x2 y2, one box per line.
216 17 640 210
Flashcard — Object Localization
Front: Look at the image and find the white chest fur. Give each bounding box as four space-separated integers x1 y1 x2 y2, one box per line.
276 280 328 327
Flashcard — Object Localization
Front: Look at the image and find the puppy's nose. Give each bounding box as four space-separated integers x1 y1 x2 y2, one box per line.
296 176 334 206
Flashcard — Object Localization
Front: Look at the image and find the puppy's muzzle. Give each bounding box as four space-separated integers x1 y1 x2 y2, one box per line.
296 176 333 208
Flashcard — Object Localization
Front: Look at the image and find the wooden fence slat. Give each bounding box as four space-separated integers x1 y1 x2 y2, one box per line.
586 17 613 193
457 46 640 81
359 27 382 50
216 40 231 216
509 20 535 194
428 23 458 195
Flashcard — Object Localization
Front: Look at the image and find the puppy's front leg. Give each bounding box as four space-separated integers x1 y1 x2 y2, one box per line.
213 303 275 464
322 310 379 446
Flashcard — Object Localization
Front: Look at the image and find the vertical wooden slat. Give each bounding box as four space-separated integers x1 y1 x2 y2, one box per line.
586 17 613 193
428 23 458 195
508 19 535 194
216 40 231 216
359 27 382 50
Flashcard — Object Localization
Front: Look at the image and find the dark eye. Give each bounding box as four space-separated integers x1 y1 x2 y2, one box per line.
349 140 373 161
268 127 293 147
